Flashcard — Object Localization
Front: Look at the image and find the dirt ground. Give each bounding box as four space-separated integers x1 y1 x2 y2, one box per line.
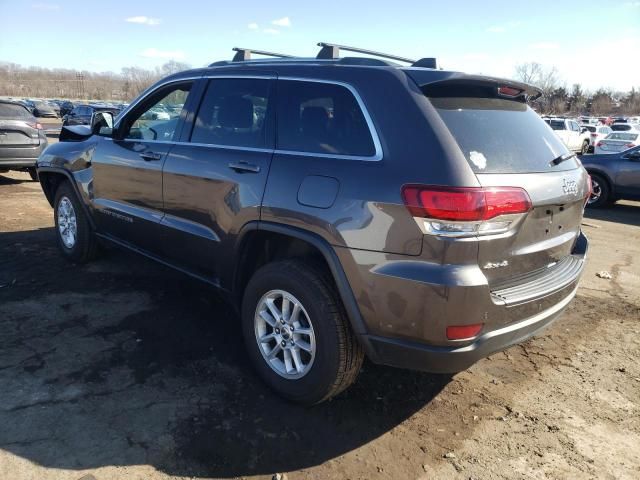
0 169 639 480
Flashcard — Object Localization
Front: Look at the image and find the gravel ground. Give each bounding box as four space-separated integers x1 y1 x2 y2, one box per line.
0 170 639 480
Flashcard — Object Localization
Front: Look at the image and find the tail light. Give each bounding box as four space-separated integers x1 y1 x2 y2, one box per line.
27 122 43 130
590 133 597 137
624 143 635 149
401 185 532 237
596 141 604 147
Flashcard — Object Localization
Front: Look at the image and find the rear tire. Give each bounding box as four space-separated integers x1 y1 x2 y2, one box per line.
241 260 364 405
53 181 99 263
580 140 589 155
586 173 610 209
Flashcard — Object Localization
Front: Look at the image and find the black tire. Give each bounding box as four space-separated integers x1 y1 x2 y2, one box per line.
586 173 611 209
28 168 38 182
580 140 589 155
241 260 364 405
53 181 99 263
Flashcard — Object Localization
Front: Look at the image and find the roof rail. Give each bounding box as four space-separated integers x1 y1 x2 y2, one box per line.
231 47 295 62
316 42 416 63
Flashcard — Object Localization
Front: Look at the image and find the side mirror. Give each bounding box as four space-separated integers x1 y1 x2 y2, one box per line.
91 111 114 136
581 127 587 133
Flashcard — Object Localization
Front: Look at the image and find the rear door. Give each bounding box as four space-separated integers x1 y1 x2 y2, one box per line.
617 147 640 197
429 96 589 287
160 75 276 280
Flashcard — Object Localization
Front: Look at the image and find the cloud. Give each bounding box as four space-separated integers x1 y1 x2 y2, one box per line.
140 48 185 59
529 42 559 50
32 3 60 10
263 28 280 35
486 21 520 33
248 22 259 30
271 16 291 27
126 16 161 26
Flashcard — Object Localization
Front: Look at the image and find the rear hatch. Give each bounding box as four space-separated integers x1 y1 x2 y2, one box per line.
0 103 40 149
408 73 589 287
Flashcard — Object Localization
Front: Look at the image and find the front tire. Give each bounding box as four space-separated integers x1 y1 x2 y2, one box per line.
241 260 364 405
53 182 99 262
586 173 610 209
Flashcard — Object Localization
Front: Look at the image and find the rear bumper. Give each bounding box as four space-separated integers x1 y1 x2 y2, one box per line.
362 284 577 373
0 143 47 169
341 231 588 373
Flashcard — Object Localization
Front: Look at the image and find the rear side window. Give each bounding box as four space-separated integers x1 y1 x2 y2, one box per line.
276 80 376 157
431 97 578 173
0 103 33 119
191 78 272 149
548 120 565 130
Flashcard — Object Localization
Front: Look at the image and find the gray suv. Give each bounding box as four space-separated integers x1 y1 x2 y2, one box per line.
36 43 590 404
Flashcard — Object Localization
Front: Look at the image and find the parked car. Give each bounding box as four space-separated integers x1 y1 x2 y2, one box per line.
0 100 48 180
544 117 591 154
32 101 58 118
582 125 612 152
36 44 589 404
140 106 171 121
62 104 121 126
54 100 75 117
594 132 640 154
581 145 640 207
47 101 61 117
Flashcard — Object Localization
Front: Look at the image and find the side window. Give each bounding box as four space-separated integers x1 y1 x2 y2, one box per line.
190 78 272 148
276 80 376 157
123 82 191 141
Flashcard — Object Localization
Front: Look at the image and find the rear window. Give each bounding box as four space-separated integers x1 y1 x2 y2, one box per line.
0 103 33 119
583 125 596 132
611 124 631 131
607 132 638 141
431 97 578 173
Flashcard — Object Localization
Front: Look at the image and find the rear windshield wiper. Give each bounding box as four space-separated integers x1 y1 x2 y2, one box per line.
549 152 576 166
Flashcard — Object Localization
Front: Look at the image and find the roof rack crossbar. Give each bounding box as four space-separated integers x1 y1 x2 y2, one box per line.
232 47 295 62
316 42 416 64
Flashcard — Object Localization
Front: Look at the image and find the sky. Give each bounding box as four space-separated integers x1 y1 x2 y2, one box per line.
0 0 639 91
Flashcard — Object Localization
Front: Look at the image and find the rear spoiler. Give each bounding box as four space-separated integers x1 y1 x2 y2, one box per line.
404 70 543 102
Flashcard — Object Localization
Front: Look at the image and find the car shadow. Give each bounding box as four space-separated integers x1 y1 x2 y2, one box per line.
584 201 640 228
0 227 449 477
0 173 31 185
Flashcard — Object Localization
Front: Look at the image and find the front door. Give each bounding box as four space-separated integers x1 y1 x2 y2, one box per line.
160 76 275 281
90 81 194 254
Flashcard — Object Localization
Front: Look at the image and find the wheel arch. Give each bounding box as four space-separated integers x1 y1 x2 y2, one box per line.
585 168 615 197
231 221 369 337
37 167 96 229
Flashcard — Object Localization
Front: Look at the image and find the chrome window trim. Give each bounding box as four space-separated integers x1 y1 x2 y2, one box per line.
113 73 383 161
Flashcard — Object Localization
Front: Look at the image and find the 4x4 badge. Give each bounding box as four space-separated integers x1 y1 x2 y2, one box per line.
562 178 578 195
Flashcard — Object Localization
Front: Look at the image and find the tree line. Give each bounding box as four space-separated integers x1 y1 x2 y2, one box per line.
1 60 638 116
514 62 639 116
0 61 190 101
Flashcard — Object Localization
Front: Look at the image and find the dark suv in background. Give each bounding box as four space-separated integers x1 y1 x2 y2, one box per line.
0 100 48 180
36 43 590 404
62 104 121 127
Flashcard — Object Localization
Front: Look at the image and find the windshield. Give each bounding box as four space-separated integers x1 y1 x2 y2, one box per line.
431 97 578 173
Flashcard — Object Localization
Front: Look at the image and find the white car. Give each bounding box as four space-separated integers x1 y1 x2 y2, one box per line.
582 125 612 153
544 117 591 154
594 132 640 154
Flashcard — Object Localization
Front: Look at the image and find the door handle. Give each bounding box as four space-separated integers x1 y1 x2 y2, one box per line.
228 161 260 173
139 151 162 161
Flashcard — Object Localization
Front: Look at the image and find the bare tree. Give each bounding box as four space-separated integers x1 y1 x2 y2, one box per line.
514 62 562 114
